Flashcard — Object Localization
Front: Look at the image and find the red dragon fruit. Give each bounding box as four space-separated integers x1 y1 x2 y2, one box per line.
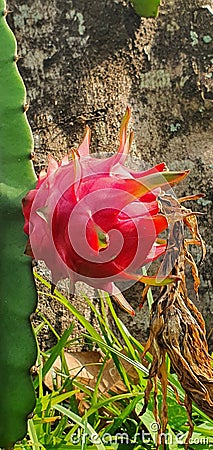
22 109 188 315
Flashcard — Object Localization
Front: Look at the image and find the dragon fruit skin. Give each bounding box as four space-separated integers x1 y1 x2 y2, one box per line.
22 109 188 314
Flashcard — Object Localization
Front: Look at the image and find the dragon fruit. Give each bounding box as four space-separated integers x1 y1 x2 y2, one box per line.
22 108 188 315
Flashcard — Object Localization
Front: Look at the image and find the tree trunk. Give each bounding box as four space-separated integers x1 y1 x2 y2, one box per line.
8 0 213 348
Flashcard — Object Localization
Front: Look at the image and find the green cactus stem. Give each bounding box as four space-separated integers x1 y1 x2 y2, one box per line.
0 1 37 447
131 0 161 17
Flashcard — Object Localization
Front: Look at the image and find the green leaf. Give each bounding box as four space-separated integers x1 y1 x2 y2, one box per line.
104 395 142 435
54 404 106 450
35 272 105 345
33 324 75 389
131 0 161 18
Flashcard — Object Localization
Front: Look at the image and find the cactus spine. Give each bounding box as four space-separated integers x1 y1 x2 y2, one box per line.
0 1 37 447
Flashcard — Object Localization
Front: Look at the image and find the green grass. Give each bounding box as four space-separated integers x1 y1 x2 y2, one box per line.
8 272 213 450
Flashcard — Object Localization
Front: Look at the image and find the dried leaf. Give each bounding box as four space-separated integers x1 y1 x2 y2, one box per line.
44 351 102 391
184 244 200 293
44 349 139 398
141 197 212 449
184 213 206 262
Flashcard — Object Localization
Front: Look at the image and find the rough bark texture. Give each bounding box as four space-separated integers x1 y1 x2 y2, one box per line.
8 0 213 348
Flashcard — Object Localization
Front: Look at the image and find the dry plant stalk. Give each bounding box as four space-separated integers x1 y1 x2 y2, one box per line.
142 197 213 450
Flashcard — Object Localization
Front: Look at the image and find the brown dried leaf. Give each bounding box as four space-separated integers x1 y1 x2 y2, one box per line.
184 245 200 293
141 199 212 450
141 245 213 449
184 213 206 262
178 193 205 203
44 351 102 391
160 275 213 419
44 349 139 397
99 350 139 394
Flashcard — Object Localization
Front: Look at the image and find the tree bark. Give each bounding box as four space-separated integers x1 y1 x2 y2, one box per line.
8 0 213 348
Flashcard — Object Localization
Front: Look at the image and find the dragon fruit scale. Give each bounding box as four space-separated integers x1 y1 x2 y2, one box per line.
22 108 188 315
